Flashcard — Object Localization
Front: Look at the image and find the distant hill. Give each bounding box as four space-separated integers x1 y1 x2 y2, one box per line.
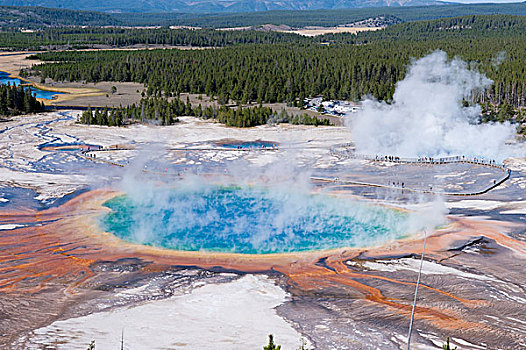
152 3 526 28
0 0 449 14
0 6 120 28
2 2 526 28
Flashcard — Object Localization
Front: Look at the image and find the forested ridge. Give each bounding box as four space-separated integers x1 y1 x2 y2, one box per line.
0 6 119 29
156 3 526 28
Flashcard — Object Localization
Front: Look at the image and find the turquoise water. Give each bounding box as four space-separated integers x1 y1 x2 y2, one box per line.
0 71 63 100
102 186 409 254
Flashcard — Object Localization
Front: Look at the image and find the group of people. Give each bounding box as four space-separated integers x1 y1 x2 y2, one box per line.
390 181 405 188
371 154 502 167
376 155 400 162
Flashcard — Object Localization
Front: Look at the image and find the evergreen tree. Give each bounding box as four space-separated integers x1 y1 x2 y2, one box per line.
264 334 281 350
0 84 44 117
442 337 457 350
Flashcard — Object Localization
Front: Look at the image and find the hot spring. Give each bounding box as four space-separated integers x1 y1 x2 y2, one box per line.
215 140 277 149
102 185 411 254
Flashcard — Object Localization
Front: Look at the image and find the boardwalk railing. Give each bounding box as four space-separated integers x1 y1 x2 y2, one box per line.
328 144 511 196
312 170 510 196
330 144 507 171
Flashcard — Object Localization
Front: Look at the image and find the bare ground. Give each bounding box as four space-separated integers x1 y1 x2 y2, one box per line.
47 81 146 107
0 51 42 74
289 26 381 37
218 24 382 37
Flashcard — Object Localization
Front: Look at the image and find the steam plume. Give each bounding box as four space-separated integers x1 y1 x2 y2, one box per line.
348 51 516 160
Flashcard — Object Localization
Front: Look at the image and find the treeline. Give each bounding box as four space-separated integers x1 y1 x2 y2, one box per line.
80 107 124 127
27 15 526 110
199 104 274 127
199 104 330 127
0 27 311 51
0 84 45 117
80 97 329 127
80 97 191 126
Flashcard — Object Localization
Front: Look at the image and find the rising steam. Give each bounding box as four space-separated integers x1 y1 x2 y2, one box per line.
104 145 443 253
348 51 516 160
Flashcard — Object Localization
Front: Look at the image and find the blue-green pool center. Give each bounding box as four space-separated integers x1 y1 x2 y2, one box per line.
102 186 410 254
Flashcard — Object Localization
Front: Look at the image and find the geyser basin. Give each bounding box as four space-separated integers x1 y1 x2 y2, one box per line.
102 186 410 254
